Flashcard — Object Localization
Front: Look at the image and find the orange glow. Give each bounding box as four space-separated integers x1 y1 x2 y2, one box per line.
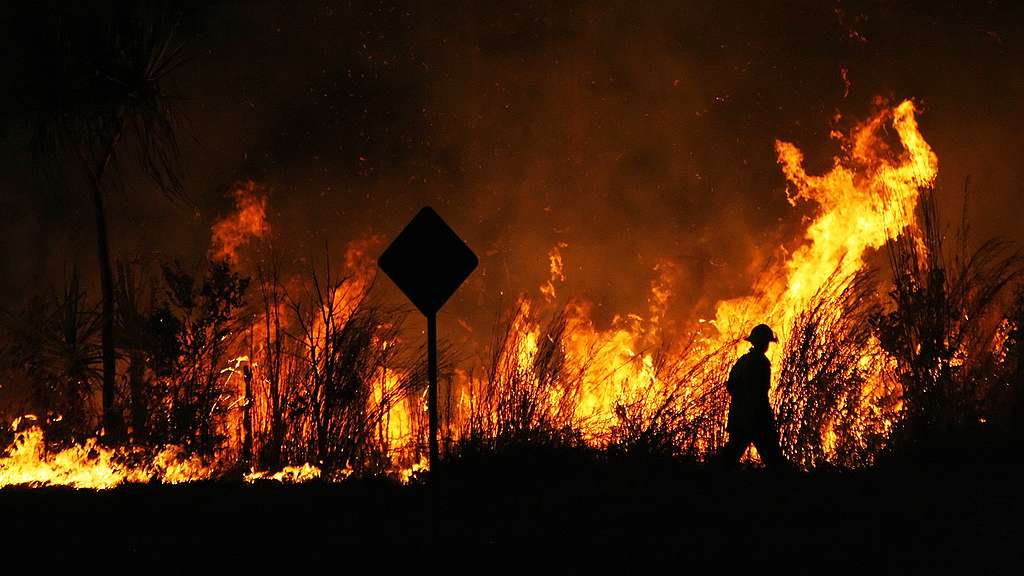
209 180 270 263
540 242 568 302
442 98 938 464
715 99 937 343
1 98 941 485
0 418 213 489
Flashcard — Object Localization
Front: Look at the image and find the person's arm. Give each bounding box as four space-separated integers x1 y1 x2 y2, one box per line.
757 358 772 396
726 358 743 395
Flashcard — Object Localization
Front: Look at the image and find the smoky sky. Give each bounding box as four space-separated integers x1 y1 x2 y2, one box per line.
2 1 1023 336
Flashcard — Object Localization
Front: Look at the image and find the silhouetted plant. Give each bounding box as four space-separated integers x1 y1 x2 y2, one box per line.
244 257 418 477
140 259 249 455
249 261 287 470
875 188 1022 448
775 268 891 469
17 2 197 438
0 270 102 444
113 259 167 442
454 302 588 452
609 338 734 460
1001 285 1024 441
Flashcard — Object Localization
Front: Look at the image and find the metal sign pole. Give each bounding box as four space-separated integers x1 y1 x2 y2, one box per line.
427 312 439 472
377 205 477 476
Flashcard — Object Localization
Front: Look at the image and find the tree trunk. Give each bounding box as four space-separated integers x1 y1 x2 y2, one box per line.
128 350 148 441
242 364 253 467
91 176 120 441
83 121 123 442
267 284 283 470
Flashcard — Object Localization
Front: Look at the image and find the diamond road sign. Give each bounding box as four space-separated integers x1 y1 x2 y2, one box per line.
378 207 478 317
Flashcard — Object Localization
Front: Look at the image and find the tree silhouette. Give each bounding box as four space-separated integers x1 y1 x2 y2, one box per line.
13 2 194 440
1 270 103 444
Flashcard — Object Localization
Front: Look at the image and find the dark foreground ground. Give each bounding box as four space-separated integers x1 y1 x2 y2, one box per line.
1 440 1020 571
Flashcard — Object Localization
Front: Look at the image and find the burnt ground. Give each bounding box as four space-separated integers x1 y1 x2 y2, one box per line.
1 441 1020 571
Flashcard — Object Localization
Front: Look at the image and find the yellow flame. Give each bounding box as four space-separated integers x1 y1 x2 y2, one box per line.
4 98 940 483
715 99 937 343
245 463 324 483
0 422 213 489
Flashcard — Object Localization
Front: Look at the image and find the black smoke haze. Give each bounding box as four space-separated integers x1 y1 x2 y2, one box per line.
3 0 1023 339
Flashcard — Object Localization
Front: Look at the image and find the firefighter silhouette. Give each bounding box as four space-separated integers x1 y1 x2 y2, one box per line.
718 324 789 470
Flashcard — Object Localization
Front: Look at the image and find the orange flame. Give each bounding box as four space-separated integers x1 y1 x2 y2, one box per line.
0 418 213 489
1 98 941 484
713 99 937 345
209 180 270 263
540 242 568 303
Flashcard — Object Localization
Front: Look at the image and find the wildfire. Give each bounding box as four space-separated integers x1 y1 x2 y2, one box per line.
442 98 937 463
245 463 323 484
713 99 937 341
712 98 937 463
1 98 942 486
0 418 213 489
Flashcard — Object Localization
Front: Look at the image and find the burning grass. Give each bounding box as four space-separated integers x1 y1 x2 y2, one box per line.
775 268 895 470
3 98 1023 487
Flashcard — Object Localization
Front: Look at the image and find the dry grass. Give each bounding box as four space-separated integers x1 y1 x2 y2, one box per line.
877 187 1023 447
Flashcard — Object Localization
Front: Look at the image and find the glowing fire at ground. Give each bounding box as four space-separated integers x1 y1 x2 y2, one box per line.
0 417 212 489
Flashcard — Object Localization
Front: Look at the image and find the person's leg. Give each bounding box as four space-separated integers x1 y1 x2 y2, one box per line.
753 427 788 471
716 433 749 470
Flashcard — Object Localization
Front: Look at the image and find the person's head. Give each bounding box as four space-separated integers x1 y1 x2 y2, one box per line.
745 323 778 353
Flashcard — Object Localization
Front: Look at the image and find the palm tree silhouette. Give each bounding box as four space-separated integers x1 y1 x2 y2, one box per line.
19 2 193 439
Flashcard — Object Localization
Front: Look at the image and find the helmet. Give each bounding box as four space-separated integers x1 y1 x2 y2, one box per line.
745 323 778 345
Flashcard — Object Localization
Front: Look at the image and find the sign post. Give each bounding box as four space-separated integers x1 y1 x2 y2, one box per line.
427 313 438 467
378 207 477 472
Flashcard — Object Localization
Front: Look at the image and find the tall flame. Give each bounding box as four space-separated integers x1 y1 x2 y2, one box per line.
0 98 940 486
713 99 937 344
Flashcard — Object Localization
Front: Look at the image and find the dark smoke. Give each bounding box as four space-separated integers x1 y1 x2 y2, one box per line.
2 0 1023 343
